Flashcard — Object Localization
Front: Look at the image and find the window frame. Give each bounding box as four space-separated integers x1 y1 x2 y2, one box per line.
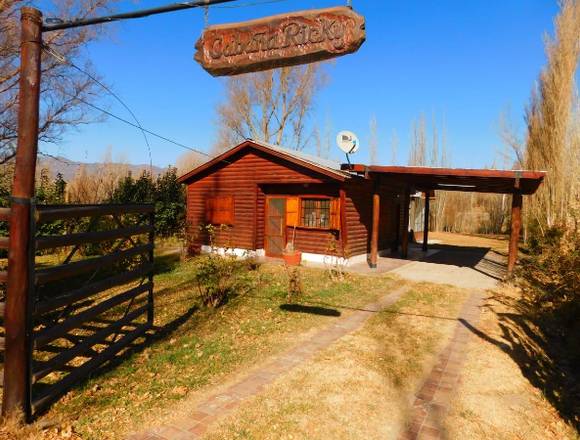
299 197 332 230
205 194 234 226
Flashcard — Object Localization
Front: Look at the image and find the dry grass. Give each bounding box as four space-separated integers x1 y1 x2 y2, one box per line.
444 284 579 440
204 283 469 440
428 231 508 252
1 259 398 440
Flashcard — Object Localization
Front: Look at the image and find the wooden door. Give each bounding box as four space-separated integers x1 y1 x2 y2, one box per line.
265 197 286 257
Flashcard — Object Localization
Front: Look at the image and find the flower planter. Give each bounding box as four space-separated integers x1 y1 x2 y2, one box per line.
283 251 302 266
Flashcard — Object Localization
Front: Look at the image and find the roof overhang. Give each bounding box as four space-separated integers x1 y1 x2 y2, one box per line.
341 164 546 195
178 140 348 184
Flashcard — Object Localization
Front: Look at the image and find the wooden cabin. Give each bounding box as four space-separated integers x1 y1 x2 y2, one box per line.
178 139 401 265
179 139 545 271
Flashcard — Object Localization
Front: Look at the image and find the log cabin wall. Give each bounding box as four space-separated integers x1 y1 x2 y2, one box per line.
184 147 337 254
343 180 399 258
257 183 341 255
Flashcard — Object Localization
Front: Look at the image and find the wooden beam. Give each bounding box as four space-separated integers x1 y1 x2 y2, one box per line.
401 189 410 259
507 192 522 276
422 192 430 252
36 203 153 223
3 6 43 418
339 188 348 254
370 190 380 268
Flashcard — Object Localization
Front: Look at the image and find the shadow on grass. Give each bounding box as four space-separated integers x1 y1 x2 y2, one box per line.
31 272 202 419
279 303 341 317
460 296 580 433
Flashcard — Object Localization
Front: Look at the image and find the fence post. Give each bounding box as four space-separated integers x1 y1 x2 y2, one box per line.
147 209 155 326
3 6 43 418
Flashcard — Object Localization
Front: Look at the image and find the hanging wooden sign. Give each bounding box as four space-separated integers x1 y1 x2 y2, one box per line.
194 6 366 76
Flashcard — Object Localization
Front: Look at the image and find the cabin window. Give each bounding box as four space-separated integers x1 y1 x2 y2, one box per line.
300 198 331 229
205 195 234 225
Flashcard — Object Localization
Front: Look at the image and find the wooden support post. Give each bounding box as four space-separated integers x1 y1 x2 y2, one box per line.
370 189 380 268
401 189 410 259
3 7 42 417
339 188 348 254
422 192 430 252
507 192 522 276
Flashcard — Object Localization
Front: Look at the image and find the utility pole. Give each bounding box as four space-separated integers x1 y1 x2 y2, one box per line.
3 6 43 417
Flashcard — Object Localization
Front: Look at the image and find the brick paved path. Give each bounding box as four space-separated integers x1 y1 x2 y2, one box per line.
127 285 410 440
399 290 484 440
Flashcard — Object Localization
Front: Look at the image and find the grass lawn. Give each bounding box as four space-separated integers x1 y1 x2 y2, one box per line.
17 254 400 440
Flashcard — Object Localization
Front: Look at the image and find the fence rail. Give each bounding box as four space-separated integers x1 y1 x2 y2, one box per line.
0 203 155 417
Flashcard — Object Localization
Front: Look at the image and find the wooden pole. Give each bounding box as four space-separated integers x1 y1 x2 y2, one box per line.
401 189 410 259
3 6 42 417
507 192 522 276
370 188 380 268
422 192 430 252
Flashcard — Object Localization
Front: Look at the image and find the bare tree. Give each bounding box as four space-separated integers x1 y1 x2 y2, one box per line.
176 150 206 176
369 115 378 164
66 147 129 203
214 64 327 153
0 0 116 164
390 129 398 164
524 0 580 232
408 114 427 166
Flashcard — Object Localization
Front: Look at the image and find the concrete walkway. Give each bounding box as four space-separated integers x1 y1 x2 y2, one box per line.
127 285 411 440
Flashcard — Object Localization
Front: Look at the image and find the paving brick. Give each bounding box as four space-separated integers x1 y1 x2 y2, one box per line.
155 425 194 440
189 410 211 422
418 425 441 439
188 423 208 436
172 417 202 432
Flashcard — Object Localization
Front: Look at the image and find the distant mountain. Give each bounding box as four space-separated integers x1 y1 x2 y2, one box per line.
37 156 164 182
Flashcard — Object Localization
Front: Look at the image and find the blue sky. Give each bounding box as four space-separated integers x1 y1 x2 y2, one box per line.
36 0 567 169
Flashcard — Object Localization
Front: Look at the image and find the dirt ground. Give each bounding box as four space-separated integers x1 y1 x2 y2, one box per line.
444 285 578 440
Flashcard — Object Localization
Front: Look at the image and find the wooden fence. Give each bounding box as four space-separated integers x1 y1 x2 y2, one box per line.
0 203 155 417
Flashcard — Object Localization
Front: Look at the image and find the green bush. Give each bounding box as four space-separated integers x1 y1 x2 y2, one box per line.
193 253 257 308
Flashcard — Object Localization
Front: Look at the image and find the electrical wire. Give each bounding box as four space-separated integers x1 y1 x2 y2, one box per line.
42 44 154 174
59 91 218 161
211 0 289 8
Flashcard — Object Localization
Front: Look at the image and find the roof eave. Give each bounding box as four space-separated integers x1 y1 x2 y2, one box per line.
178 140 347 183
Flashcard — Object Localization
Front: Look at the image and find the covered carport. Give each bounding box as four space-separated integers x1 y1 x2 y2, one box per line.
341 164 546 276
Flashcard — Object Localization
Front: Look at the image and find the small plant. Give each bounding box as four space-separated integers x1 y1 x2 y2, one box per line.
282 225 302 266
193 253 254 308
325 234 349 281
285 265 303 302
193 223 257 307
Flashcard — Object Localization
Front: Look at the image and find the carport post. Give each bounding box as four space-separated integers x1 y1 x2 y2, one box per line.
401 189 410 258
507 191 522 276
370 187 380 268
422 191 430 252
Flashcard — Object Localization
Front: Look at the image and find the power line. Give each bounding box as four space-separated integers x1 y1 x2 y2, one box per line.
42 0 237 32
42 44 154 173
212 0 289 8
60 91 217 161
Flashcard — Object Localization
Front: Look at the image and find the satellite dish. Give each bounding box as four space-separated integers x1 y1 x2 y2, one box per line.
336 130 360 155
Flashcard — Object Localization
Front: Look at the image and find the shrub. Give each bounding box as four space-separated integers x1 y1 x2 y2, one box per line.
285 265 303 302
518 226 580 365
193 253 255 308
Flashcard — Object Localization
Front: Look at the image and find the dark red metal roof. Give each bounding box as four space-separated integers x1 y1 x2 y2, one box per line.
341 164 546 195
